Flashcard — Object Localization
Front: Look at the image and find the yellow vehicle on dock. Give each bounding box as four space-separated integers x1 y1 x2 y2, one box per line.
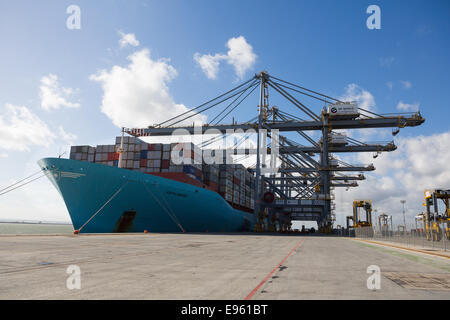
346 200 374 237
423 189 450 242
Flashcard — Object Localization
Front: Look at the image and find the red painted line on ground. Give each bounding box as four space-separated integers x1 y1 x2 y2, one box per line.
244 238 305 300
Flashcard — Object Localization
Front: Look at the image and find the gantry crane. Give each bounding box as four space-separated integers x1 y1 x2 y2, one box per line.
124 71 424 233
423 189 450 241
378 213 392 237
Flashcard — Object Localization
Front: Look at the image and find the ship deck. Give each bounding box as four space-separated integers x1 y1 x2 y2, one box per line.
0 233 449 299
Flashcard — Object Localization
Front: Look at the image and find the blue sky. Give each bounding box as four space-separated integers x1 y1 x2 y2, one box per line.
0 0 449 225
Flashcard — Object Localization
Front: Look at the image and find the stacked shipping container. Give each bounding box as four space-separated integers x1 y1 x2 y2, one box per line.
69 137 256 211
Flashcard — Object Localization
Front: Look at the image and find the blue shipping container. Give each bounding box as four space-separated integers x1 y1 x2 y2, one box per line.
183 165 196 175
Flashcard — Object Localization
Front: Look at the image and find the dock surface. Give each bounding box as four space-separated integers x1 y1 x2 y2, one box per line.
0 233 449 299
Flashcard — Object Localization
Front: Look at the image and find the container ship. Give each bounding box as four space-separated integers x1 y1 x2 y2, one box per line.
38 136 255 233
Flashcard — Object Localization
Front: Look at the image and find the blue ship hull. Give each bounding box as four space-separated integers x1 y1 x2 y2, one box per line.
38 158 254 233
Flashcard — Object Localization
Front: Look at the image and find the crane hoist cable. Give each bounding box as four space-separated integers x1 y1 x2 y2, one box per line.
209 80 259 124
267 80 320 121
270 80 334 105
212 81 260 125
157 77 256 128
165 82 259 128
270 75 343 103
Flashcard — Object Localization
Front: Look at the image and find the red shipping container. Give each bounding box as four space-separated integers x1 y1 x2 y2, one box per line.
107 153 115 161
148 144 155 151
113 153 119 160
233 177 240 185
146 172 204 188
140 159 147 167
205 181 219 192
161 159 170 169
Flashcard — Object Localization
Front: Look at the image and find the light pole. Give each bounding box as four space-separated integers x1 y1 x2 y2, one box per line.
401 200 406 233
373 209 378 233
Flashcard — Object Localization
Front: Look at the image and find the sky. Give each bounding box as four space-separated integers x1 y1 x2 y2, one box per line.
0 0 449 227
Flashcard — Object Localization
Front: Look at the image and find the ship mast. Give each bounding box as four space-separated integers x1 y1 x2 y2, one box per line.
117 127 125 168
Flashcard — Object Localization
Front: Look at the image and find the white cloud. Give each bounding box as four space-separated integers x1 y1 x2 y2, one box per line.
90 48 207 128
379 56 395 67
340 83 376 112
397 101 419 112
193 53 224 80
0 104 56 151
58 126 77 144
335 131 450 228
39 74 80 111
194 36 257 80
386 81 393 90
400 80 412 89
118 31 140 48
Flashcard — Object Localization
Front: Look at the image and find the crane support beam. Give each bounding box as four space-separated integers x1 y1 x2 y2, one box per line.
205 143 396 154
128 113 424 136
277 165 375 172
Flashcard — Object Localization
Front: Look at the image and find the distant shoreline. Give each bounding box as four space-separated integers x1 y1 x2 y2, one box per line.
0 221 72 225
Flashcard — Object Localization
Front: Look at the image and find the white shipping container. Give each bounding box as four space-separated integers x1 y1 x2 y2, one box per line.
108 145 115 153
329 133 347 145
163 144 170 152
75 153 82 160
329 159 339 167
107 161 114 166
223 193 233 202
128 144 135 152
102 153 108 161
162 151 170 160
88 154 95 162
134 161 140 169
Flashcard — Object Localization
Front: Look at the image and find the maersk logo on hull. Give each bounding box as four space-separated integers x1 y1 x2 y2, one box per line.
60 171 86 179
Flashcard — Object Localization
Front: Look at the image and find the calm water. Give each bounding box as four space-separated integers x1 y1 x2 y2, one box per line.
0 223 74 234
